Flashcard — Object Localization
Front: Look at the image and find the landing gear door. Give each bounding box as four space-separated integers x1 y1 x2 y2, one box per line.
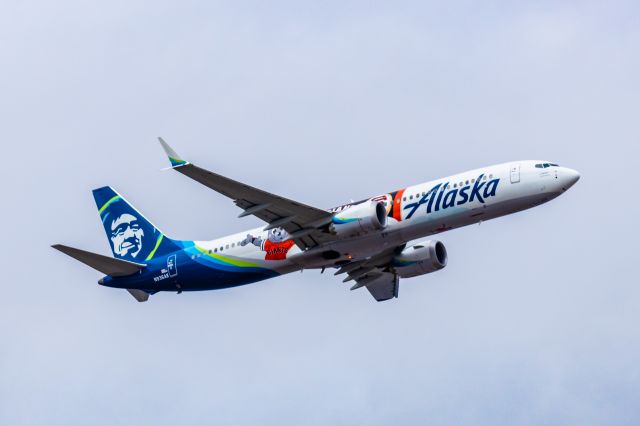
510 164 521 184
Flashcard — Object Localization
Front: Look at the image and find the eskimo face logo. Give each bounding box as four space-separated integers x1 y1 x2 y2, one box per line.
110 213 145 259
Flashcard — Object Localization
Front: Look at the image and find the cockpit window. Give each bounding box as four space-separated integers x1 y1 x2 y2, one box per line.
536 162 560 168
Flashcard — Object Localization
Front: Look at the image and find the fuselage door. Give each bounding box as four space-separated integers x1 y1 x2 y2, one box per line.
510 164 521 184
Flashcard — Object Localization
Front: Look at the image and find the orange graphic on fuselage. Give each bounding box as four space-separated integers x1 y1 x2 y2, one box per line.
241 228 295 261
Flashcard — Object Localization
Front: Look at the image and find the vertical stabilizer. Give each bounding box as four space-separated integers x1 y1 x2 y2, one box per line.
92 187 180 262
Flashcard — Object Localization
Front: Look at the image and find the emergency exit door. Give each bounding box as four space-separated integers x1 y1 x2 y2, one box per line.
510 164 521 183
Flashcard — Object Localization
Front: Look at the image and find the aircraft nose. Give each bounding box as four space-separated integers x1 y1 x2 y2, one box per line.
561 167 580 190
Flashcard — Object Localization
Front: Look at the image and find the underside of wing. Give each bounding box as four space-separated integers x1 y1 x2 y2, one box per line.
364 272 399 301
336 246 403 302
345 268 399 302
158 138 335 250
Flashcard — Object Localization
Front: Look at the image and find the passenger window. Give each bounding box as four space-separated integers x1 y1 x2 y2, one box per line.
465 180 469 185
489 174 493 179
214 248 218 253
471 179 475 183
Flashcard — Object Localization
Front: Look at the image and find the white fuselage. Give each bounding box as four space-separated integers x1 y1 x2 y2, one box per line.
193 161 580 274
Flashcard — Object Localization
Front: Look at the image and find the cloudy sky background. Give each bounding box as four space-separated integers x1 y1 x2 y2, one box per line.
1 1 638 424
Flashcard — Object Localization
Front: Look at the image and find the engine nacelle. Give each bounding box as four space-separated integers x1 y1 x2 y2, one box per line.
331 201 388 238
393 240 448 278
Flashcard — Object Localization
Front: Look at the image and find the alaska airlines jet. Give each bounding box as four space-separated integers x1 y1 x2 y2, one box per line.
53 139 580 302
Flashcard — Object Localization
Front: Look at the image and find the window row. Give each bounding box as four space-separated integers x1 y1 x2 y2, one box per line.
190 240 247 259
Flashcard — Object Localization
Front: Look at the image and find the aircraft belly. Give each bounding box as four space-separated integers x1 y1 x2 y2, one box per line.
103 250 284 292
394 188 556 240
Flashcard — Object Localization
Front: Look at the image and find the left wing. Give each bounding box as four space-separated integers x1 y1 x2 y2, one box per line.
158 138 335 250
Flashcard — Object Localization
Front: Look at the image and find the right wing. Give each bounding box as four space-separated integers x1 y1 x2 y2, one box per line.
351 270 399 302
158 138 336 250
335 246 402 302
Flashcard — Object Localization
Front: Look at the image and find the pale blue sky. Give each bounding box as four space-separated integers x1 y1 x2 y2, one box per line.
1 1 639 424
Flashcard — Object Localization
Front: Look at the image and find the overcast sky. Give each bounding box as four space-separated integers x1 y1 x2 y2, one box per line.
1 1 639 424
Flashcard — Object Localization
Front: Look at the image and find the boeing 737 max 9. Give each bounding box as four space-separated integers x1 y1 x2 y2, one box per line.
53 139 580 302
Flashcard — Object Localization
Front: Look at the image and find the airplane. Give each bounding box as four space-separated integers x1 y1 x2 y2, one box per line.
53 139 580 302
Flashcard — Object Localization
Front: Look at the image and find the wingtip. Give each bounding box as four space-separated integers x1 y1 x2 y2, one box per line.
158 137 189 168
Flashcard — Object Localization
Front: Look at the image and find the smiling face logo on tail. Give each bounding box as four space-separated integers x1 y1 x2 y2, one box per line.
93 186 181 263
109 213 145 259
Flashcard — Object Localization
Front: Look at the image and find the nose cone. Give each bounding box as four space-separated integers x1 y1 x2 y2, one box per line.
561 167 581 190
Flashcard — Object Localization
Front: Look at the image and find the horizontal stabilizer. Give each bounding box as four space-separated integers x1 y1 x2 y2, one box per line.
127 289 149 302
52 244 146 277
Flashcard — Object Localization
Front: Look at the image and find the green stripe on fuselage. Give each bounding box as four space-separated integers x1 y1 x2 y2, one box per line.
194 246 261 268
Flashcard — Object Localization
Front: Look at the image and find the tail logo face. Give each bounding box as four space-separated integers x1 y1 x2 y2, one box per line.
94 188 160 262
94 187 180 263
109 213 145 259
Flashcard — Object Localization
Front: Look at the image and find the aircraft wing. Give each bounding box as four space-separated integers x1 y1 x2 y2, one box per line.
345 269 399 302
365 273 399 301
335 247 401 301
158 138 335 250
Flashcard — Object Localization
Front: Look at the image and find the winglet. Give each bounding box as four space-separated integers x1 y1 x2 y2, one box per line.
158 137 189 168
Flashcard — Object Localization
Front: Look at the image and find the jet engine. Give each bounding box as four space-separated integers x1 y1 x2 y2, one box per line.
393 240 447 278
331 201 388 238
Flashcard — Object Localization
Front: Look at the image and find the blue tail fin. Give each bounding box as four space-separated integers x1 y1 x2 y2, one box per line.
92 187 180 262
